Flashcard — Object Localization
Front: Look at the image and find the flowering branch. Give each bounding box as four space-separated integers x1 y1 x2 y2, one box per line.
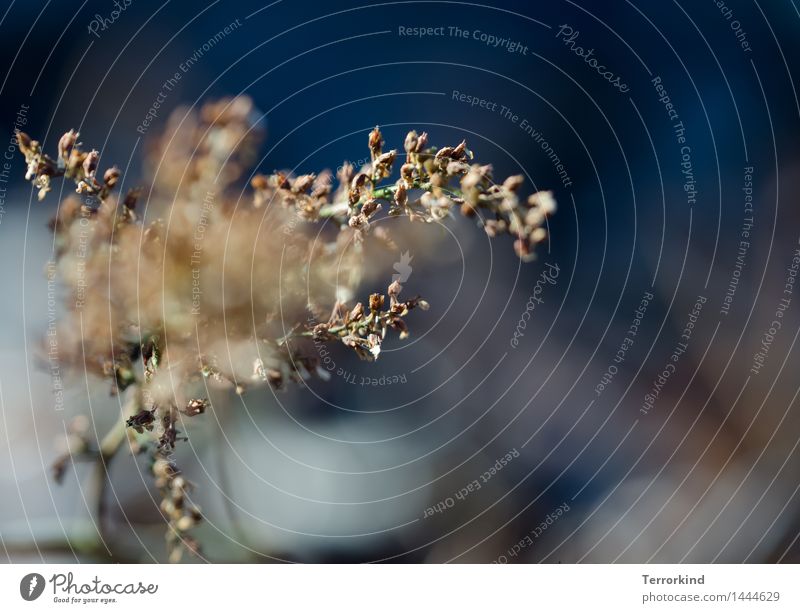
17 97 555 561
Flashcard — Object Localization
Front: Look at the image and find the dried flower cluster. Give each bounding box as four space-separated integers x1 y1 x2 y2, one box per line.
17 96 554 561
304 280 430 360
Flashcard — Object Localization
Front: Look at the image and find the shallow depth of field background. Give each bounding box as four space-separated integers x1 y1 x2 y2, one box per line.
2 0 800 562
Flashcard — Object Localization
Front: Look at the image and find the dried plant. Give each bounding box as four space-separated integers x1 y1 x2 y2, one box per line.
17 96 555 561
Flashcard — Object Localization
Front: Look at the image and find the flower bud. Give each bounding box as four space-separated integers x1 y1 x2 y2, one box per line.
292 173 315 193
15 131 34 157
82 150 99 177
400 163 414 184
312 323 330 341
404 130 418 154
435 146 455 161
184 398 207 416
503 174 524 192
374 150 396 168
368 126 383 159
337 161 354 186
176 515 195 532
351 172 369 192
348 302 364 322
528 191 556 215
414 131 428 153
251 174 269 190
369 293 384 312
460 201 477 217
58 130 78 163
361 199 381 217
103 166 120 188
452 140 468 159
153 459 174 479
348 213 368 229
446 160 469 175
513 238 531 260
394 181 408 207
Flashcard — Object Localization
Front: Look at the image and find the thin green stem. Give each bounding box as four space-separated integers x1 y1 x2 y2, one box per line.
317 180 462 219
92 386 140 551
